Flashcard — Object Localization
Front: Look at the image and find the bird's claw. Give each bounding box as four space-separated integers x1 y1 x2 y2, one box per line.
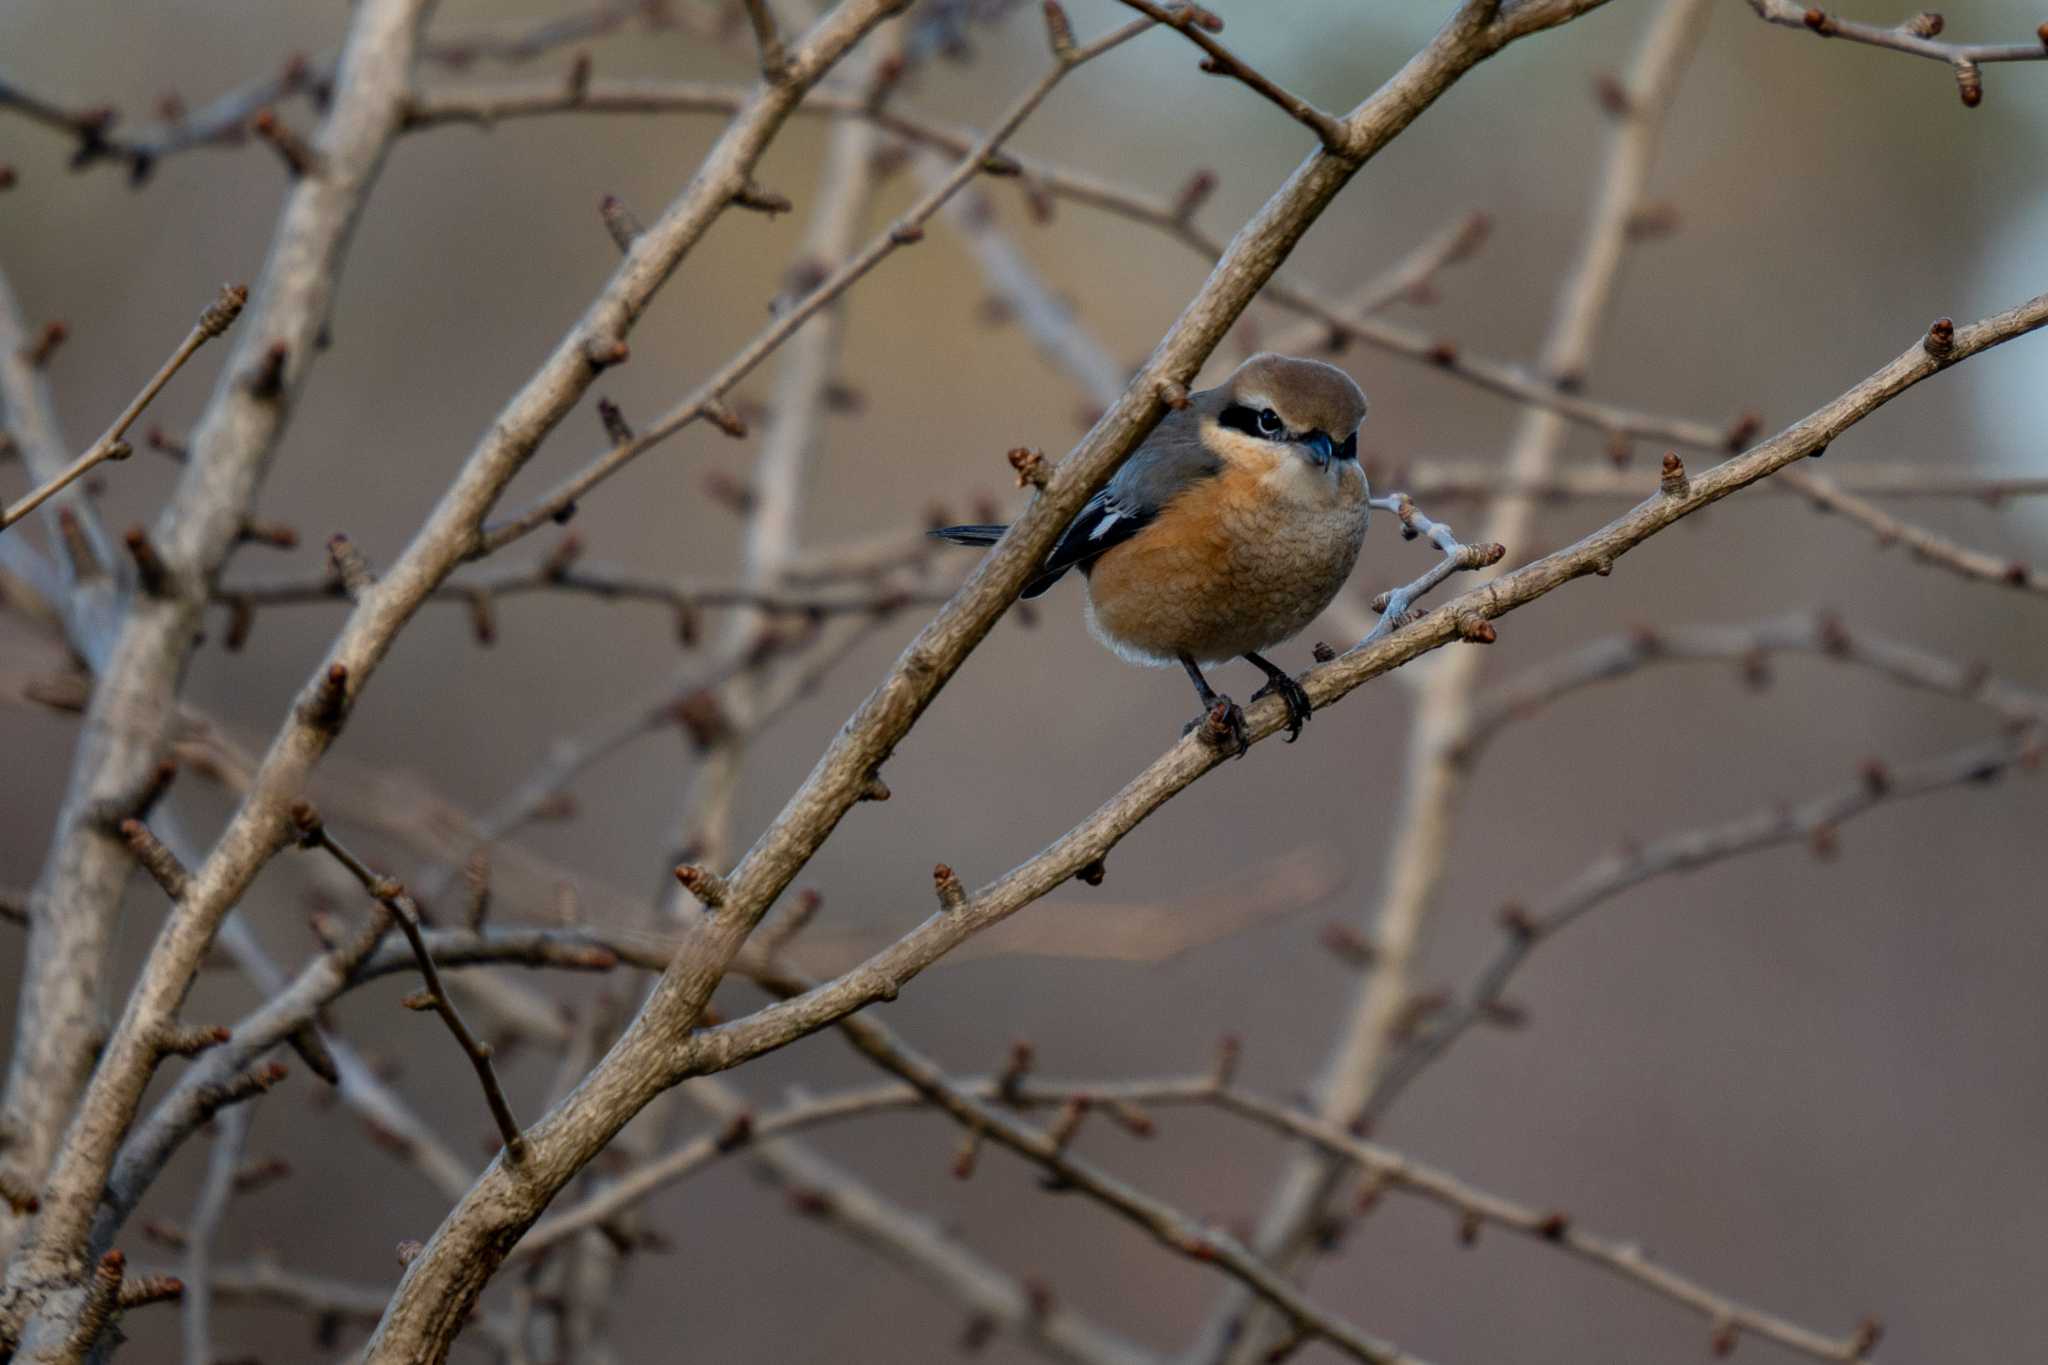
1250 673 1314 742
1183 696 1250 758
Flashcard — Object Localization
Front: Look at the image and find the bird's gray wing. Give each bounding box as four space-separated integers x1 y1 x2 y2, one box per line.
1022 411 1220 599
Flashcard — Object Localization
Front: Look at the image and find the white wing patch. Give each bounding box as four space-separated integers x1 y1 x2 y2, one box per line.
1088 511 1123 540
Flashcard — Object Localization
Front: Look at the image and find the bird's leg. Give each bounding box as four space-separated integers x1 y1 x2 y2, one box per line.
1178 652 1249 758
1243 651 1312 742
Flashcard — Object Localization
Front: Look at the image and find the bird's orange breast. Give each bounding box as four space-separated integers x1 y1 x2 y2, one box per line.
1085 456 1368 666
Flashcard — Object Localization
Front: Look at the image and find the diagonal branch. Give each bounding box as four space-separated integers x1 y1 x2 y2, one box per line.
1363 731 2038 1130
752 966 1437 1365
686 1075 1157 1365
1780 465 2048 596
477 10 1156 551
0 285 245 532
7 0 918 1332
1455 612 2048 765
355 5 1621 1359
683 299 2048 1185
290 807 529 1162
1109 0 1348 149
0 0 438 1288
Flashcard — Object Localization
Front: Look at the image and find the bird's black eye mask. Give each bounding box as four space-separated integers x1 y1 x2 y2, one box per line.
1219 404 1359 461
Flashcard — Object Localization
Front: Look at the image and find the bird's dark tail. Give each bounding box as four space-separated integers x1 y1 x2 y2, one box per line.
929 523 1072 598
928 523 1008 548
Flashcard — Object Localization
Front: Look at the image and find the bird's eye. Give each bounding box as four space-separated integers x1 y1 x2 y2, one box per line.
1256 408 1283 438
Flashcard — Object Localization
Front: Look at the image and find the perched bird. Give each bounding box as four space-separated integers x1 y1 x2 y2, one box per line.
933 353 1370 755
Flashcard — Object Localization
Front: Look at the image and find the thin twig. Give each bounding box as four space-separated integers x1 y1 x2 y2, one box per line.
0 285 246 532
1360 494 1506 644
478 13 1157 550
1109 0 1349 150
215 554 950 623
684 1074 1156 1365
1748 0 2048 109
292 808 529 1163
1780 466 2047 596
1365 731 2038 1129
1455 612 2048 764
752 966 1435 1365
1378 461 2048 504
180 1105 251 1365
741 0 792 81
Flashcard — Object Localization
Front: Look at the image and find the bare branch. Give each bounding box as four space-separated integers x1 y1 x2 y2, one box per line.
1381 461 2048 504
478 12 1156 550
1205 1088 1881 1362
215 552 950 628
1748 0 2048 106
291 807 528 1163
1456 613 2048 765
179 1105 250 1365
1360 494 1506 644
1780 466 2048 596
1366 731 2038 1131
356 7 1629 1357
684 1075 1157 1365
0 285 245 533
741 0 792 82
0 0 438 1286
12 0 914 1315
752 968 1436 1365
1109 1 1349 150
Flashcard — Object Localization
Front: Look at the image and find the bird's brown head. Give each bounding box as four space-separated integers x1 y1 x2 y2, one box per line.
1200 353 1368 468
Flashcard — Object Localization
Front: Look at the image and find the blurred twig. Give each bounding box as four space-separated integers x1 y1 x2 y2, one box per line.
1780 466 2048 596
1455 611 2048 764
1366 730 2039 1129
179 1105 250 1365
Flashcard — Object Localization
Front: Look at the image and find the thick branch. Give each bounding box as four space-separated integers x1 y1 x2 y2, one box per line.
0 0 437 1298
357 6 1614 1359
14 3 915 1317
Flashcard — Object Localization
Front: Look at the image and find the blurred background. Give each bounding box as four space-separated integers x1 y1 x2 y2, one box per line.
3 1 2046 1361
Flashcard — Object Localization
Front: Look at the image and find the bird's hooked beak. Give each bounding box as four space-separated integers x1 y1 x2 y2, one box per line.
1300 430 1334 469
